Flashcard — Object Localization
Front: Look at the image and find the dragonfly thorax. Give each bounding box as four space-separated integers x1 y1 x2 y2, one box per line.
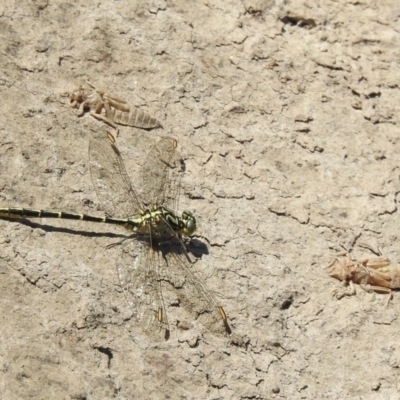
127 206 197 237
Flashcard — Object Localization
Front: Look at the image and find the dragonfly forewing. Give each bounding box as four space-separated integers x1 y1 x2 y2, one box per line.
162 242 230 336
140 137 184 213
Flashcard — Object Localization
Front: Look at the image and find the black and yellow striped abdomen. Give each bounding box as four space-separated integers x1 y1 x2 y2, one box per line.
0 207 132 226
0 206 197 237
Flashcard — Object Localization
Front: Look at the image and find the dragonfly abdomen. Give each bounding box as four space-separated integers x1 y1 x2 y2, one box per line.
0 207 131 226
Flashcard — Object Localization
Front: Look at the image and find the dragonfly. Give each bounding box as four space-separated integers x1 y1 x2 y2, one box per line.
0 132 231 340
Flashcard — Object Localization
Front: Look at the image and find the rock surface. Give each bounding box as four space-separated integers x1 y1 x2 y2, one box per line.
1 1 400 398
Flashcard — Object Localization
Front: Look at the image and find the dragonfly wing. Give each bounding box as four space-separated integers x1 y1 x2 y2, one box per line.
140 137 184 213
157 239 230 336
89 131 141 217
117 237 170 340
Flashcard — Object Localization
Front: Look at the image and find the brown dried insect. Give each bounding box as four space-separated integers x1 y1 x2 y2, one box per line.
326 252 400 304
69 80 161 130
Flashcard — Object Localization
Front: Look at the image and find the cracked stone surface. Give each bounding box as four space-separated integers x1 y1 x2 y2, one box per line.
1 1 400 399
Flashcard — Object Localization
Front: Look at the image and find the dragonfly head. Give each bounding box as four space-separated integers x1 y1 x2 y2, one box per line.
181 210 197 236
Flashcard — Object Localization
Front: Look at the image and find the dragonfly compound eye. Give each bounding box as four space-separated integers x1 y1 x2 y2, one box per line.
182 211 197 236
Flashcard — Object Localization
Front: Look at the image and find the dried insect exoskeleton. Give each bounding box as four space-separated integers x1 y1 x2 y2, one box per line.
326 252 400 304
69 80 161 130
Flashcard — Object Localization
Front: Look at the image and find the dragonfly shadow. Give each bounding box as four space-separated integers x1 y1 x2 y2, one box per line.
186 238 209 258
107 233 210 260
3 218 128 240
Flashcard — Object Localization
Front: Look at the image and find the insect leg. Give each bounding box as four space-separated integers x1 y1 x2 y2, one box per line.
332 280 356 299
90 110 118 129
